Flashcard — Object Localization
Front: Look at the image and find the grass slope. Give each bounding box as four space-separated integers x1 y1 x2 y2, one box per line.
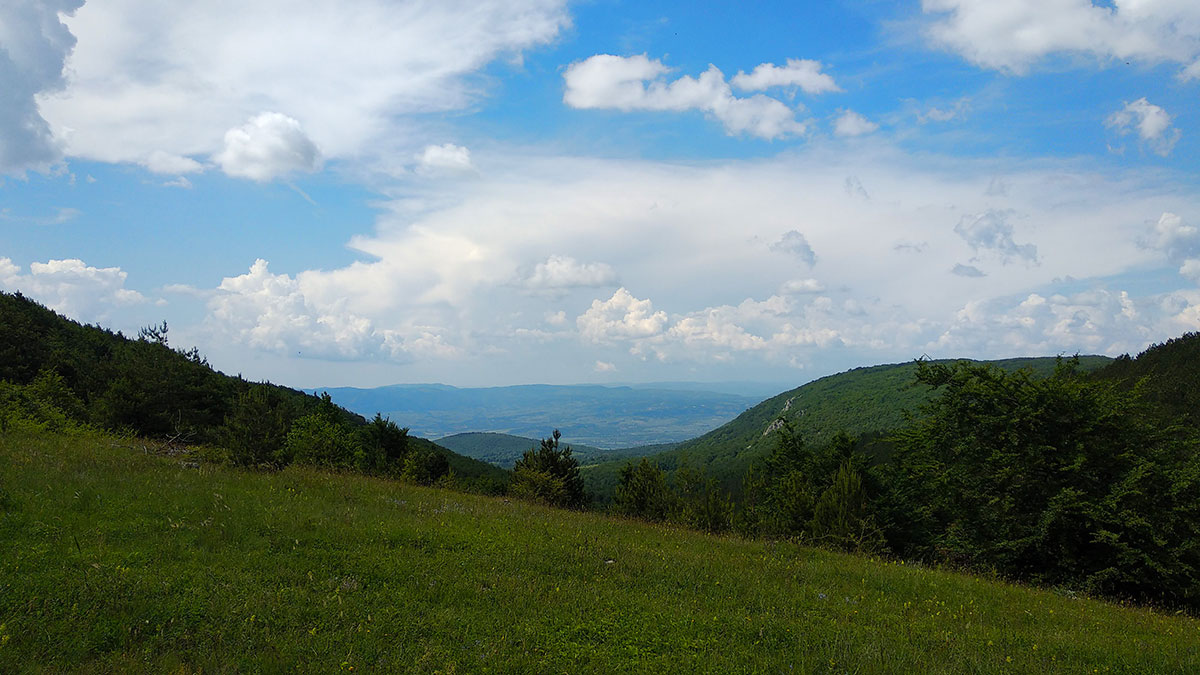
3 426 1196 673
436 432 657 469
582 356 1112 498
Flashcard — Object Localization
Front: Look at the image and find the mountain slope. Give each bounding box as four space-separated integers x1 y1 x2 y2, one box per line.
0 291 502 486
582 356 1112 498
3 426 1195 672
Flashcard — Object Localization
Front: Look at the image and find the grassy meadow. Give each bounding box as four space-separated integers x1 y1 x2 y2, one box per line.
2 425 1198 673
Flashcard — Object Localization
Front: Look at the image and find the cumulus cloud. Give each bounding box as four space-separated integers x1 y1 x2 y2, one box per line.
208 259 417 361
214 112 320 181
952 263 986 277
36 0 570 171
833 110 879 137
0 0 84 174
0 256 145 321
770 230 818 266
1143 212 1200 282
932 287 1200 356
953 209 1038 264
142 150 204 175
562 54 809 139
594 360 616 373
729 58 841 94
577 288 668 342
1106 98 1181 157
922 0 1200 76
523 255 618 294
416 143 474 175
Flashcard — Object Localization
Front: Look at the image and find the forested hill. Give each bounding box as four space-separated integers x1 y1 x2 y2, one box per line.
1091 331 1200 428
581 356 1112 497
0 291 505 490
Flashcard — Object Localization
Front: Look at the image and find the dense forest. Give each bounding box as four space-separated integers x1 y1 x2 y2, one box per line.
5 290 1200 609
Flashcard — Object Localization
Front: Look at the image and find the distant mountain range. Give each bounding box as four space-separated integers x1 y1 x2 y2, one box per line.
305 383 761 449
434 431 667 469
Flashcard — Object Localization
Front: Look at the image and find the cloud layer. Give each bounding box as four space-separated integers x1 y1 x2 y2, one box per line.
35 0 570 175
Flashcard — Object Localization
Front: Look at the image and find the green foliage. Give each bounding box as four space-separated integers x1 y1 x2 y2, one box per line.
221 387 287 467
1092 331 1200 429
282 413 354 468
357 413 409 474
613 459 675 522
400 449 450 486
885 358 1200 606
809 460 885 553
673 461 733 533
511 430 588 508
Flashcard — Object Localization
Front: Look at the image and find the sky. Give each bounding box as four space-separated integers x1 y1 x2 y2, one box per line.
2 0 1200 389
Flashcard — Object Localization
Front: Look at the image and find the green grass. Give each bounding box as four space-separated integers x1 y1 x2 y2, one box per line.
2 426 1197 673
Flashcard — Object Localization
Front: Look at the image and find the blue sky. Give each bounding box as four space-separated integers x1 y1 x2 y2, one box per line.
3 0 1200 388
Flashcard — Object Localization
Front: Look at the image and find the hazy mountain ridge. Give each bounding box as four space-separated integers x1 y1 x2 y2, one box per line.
435 431 669 468
307 383 760 449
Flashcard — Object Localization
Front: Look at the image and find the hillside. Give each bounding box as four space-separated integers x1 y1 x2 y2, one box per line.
1092 331 1200 428
309 383 758 449
435 431 654 468
0 291 503 488
2 426 1196 673
582 356 1112 498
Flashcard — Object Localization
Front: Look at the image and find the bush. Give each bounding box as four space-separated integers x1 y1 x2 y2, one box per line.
511 430 587 508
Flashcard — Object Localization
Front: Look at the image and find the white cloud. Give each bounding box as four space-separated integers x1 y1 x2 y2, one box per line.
577 288 668 342
209 259 417 361
162 177 193 189
953 209 1038 264
1143 212 1200 281
780 278 825 294
918 97 971 123
1106 98 1181 157
0 0 84 174
952 263 986 277
933 287 1200 356
36 0 569 171
729 58 841 94
523 255 618 293
142 150 203 175
922 0 1200 75
416 143 474 175
562 54 808 139
0 256 145 321
594 360 616 373
215 112 320 181
770 230 818 266
833 110 879 137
